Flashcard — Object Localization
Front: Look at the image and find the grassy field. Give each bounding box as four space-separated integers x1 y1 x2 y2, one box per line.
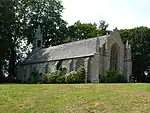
0 84 150 113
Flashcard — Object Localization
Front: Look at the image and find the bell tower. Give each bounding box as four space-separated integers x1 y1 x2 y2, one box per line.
33 25 43 52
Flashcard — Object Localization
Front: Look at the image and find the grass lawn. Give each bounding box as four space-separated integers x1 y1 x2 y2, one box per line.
0 84 150 113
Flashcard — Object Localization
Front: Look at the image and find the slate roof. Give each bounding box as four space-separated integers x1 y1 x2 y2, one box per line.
23 35 109 64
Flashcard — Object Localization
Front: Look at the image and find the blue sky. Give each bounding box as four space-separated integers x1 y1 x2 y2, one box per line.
62 0 150 30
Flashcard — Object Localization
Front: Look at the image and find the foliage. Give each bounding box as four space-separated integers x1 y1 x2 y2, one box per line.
1 0 149 84
43 68 85 84
21 0 67 47
98 20 109 35
120 27 150 82
56 74 66 83
65 20 110 43
100 69 127 83
66 68 85 83
27 71 42 84
145 69 150 83
0 0 109 83
0 0 16 81
0 0 67 81
145 75 150 83
44 70 66 84
65 71 78 83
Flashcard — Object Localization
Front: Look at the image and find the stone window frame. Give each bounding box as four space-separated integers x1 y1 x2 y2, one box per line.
68 59 73 72
110 43 119 70
55 60 63 71
76 58 84 70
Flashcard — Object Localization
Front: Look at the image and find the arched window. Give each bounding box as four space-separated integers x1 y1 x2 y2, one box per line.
56 60 63 71
76 58 84 70
110 43 119 70
37 40 41 47
68 60 73 72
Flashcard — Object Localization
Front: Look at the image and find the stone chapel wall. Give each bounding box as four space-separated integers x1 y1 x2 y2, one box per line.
106 30 125 75
17 56 93 82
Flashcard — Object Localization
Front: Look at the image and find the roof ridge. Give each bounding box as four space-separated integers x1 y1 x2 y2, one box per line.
46 35 109 49
23 35 109 64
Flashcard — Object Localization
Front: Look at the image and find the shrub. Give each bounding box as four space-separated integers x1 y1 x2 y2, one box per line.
44 70 67 84
66 71 77 83
76 68 85 83
44 71 60 83
145 74 150 83
27 71 42 84
66 68 85 83
100 69 127 83
56 75 66 83
43 68 85 84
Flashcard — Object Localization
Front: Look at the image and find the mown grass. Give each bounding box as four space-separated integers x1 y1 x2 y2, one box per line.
0 84 150 113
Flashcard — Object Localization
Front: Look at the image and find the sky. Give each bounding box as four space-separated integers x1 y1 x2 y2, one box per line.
62 0 150 30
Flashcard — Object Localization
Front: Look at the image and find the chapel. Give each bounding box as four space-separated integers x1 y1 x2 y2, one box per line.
17 26 132 83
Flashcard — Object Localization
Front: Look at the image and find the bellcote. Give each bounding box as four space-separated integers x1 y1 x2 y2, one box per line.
33 25 43 51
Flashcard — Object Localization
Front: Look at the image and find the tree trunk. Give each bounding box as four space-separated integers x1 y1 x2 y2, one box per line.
0 60 5 82
8 45 16 82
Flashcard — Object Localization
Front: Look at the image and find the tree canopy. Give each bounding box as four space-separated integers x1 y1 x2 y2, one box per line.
0 0 150 83
0 0 67 81
120 27 150 82
65 20 109 43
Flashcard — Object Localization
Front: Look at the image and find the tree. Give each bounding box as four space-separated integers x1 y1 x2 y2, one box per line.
0 0 67 81
21 0 67 47
66 20 109 43
0 0 16 81
120 27 150 82
98 20 109 35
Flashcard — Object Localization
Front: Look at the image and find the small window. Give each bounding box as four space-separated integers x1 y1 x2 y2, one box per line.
68 60 73 72
37 40 41 47
76 58 84 70
56 60 63 71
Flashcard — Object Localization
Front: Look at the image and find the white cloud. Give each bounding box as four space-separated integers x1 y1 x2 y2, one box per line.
62 0 150 30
